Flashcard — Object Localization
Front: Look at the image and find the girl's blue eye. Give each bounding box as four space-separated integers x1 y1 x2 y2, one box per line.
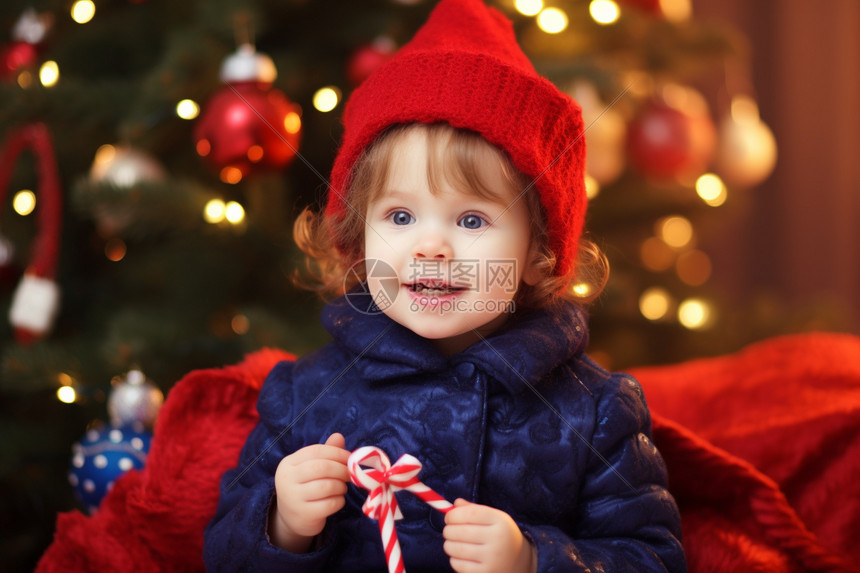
459 214 485 230
391 211 414 225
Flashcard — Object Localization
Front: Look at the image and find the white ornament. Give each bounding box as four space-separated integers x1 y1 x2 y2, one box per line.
90 146 166 188
570 81 627 185
87 146 167 234
715 97 777 188
108 369 164 429
219 44 277 84
12 8 52 44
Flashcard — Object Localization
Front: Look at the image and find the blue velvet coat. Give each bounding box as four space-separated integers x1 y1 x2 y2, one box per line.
204 296 685 572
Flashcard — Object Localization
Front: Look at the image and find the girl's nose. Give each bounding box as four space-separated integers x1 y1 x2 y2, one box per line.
413 233 453 259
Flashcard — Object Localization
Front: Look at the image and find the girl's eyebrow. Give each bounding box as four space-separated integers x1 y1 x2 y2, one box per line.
376 189 413 200
376 186 510 209
372 188 426 205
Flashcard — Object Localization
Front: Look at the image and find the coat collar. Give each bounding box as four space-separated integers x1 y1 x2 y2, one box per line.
321 292 589 395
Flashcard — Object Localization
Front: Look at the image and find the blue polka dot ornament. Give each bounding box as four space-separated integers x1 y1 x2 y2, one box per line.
69 422 152 513
68 369 162 513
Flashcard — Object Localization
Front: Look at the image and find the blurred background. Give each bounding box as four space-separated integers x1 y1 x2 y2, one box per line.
0 0 857 569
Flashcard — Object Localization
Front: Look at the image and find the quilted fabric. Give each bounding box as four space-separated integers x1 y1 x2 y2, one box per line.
204 295 684 571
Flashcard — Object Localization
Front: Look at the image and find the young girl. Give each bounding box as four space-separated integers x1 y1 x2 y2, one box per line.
204 1 685 571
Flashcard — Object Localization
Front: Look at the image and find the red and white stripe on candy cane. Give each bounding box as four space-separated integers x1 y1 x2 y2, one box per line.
348 446 454 573
0 123 62 344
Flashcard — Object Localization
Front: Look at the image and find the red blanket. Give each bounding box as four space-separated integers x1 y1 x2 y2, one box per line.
37 335 860 572
631 333 860 572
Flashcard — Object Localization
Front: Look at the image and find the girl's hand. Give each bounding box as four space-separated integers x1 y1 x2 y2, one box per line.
443 498 537 573
269 433 350 553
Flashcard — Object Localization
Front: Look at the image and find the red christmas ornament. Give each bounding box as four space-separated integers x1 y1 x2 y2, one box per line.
627 95 715 180
347 37 397 87
0 41 39 80
194 45 301 183
1 9 52 81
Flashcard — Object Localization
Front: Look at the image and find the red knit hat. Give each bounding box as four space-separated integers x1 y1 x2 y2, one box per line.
327 0 586 276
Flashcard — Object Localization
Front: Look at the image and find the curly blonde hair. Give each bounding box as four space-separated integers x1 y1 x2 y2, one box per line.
294 123 607 309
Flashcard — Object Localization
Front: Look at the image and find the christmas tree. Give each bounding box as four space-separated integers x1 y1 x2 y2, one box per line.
0 0 778 568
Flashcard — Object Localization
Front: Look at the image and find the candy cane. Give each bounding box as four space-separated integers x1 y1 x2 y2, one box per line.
348 446 454 573
0 123 63 344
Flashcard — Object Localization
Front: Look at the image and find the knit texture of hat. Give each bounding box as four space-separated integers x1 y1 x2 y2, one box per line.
327 0 586 276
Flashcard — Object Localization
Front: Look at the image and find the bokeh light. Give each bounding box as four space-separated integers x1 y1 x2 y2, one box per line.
639 287 672 321
204 199 226 223
584 174 601 199
589 0 621 25
224 201 245 224
71 1 96 24
657 216 694 248
537 8 568 34
246 145 264 163
284 111 302 134
231 314 250 335
696 173 727 207
678 298 712 330
176 99 200 120
220 166 243 185
515 0 544 17
313 87 341 112
572 283 591 297
105 238 127 262
57 385 77 404
660 0 692 22
13 190 36 216
39 61 59 87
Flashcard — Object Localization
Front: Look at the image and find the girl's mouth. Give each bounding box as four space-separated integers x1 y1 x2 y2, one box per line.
407 281 466 297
